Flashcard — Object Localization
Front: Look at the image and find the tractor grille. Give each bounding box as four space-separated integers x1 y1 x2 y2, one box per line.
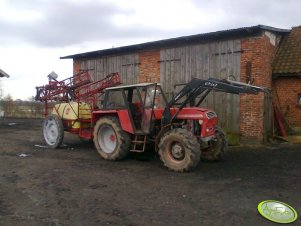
206 111 217 119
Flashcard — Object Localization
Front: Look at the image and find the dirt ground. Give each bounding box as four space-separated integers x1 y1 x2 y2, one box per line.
0 118 300 226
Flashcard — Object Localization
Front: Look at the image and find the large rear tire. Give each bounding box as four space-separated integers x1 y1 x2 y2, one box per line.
93 116 131 160
201 127 227 162
43 114 64 148
158 128 200 172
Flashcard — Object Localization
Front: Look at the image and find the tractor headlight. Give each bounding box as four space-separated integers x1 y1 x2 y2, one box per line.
198 119 203 125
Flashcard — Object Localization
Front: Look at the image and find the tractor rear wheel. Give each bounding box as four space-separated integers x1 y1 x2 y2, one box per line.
93 116 131 160
43 114 64 148
201 127 227 162
158 128 200 172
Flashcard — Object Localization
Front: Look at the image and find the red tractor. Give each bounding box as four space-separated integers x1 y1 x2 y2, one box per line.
36 72 263 172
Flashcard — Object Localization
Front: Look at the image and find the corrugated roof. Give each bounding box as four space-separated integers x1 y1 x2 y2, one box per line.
273 26 301 77
61 25 289 60
0 68 10 78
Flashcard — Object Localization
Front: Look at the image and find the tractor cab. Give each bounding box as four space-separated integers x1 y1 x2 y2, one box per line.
102 83 167 134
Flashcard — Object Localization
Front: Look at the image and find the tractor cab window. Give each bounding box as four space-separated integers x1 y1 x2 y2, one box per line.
138 85 166 109
105 90 125 109
131 88 141 104
143 86 155 107
152 86 166 108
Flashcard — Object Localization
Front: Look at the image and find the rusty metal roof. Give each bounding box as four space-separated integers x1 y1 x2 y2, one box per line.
61 25 289 60
273 26 301 77
0 68 9 78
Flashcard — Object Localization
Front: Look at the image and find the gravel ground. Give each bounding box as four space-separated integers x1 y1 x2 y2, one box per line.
0 118 300 226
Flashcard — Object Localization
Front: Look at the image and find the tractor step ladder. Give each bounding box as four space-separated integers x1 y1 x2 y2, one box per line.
130 135 147 152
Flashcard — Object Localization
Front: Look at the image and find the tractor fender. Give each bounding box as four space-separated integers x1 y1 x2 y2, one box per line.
93 110 134 134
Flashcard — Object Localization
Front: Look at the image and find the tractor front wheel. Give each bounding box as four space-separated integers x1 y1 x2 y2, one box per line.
43 114 64 148
201 127 227 162
158 128 200 172
93 116 131 160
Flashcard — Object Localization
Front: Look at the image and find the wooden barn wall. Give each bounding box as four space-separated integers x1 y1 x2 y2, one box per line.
80 53 139 84
160 40 241 144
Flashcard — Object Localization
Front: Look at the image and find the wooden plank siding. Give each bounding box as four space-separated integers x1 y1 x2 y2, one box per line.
78 40 242 144
80 53 139 84
160 40 241 144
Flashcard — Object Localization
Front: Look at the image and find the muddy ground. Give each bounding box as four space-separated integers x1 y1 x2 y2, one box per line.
0 118 300 226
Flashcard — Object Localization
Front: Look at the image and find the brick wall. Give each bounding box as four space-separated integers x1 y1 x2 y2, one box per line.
138 50 160 83
240 33 278 143
273 77 301 128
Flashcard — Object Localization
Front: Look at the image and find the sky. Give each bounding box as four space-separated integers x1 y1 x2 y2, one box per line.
0 0 300 100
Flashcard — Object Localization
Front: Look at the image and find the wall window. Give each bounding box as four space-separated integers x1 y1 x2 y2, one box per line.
298 93 301 105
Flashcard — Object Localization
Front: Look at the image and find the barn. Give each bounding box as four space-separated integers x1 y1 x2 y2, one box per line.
272 26 301 133
61 25 292 145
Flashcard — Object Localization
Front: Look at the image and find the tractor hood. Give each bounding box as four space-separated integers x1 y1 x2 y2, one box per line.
154 107 217 120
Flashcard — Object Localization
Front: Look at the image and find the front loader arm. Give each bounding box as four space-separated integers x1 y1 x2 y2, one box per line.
207 78 265 94
162 77 265 126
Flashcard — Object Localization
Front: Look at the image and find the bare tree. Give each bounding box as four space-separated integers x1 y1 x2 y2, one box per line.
2 94 14 117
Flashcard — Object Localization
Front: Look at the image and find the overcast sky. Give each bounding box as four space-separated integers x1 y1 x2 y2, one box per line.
0 0 300 100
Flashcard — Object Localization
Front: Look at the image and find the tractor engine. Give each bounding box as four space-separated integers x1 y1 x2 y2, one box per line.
165 107 218 141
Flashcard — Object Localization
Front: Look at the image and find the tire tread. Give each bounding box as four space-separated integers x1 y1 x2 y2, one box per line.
93 116 130 160
158 128 200 172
